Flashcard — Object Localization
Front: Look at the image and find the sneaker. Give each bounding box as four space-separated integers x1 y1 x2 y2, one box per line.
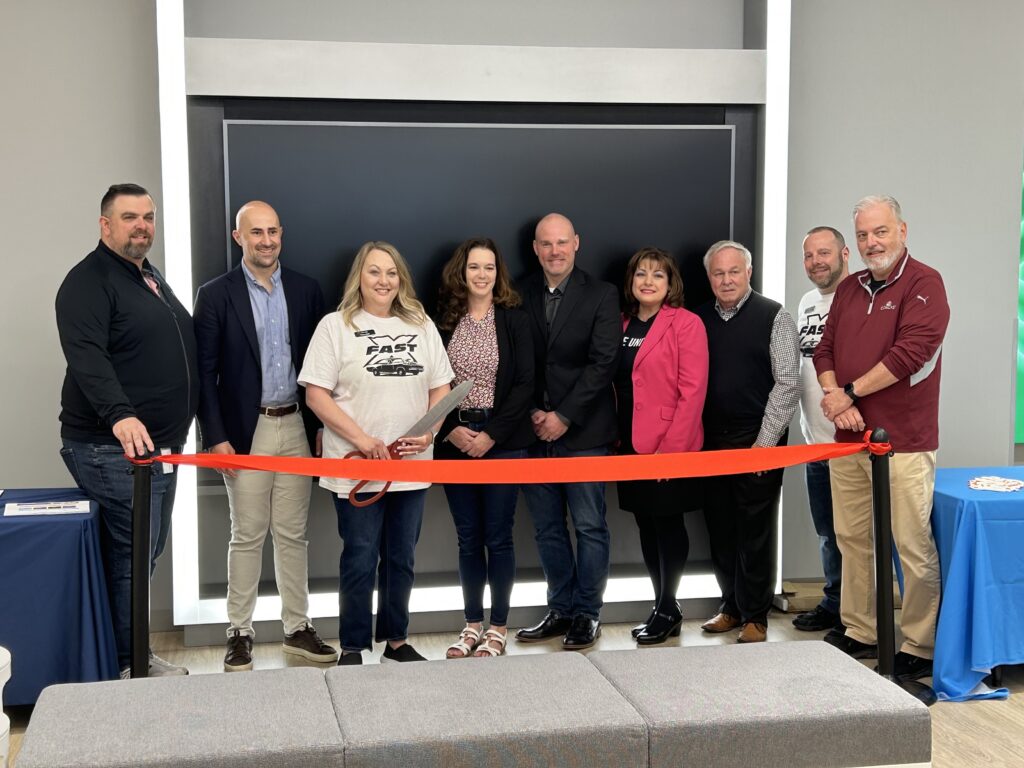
224 630 254 672
823 631 878 659
338 651 363 666
148 650 189 676
381 643 426 663
283 624 339 663
891 651 933 682
792 605 841 632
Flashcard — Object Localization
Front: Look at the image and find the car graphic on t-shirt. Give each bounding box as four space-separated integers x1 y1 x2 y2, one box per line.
366 356 424 376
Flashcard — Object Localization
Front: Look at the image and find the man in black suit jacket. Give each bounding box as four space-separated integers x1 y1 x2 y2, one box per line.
515 213 620 649
194 201 337 671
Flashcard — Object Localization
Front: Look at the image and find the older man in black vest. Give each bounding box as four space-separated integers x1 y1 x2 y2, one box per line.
695 240 800 643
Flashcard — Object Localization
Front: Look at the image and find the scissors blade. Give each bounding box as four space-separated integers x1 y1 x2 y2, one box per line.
400 379 474 439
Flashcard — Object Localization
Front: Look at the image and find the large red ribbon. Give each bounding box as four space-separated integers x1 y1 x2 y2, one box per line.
154 436 889 484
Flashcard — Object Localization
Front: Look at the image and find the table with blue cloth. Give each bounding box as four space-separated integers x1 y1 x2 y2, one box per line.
0 488 118 705
932 466 1024 701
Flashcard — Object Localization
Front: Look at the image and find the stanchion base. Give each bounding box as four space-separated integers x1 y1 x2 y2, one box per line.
899 680 937 707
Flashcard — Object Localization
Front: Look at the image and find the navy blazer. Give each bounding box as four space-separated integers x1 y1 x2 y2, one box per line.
193 264 326 454
519 266 621 451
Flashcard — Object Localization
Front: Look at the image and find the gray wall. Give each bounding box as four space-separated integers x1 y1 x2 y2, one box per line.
1 0 176 626
781 0 1024 578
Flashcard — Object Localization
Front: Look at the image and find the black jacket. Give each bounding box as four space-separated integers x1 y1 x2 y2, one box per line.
56 241 198 447
519 267 620 451
193 264 325 455
436 306 535 456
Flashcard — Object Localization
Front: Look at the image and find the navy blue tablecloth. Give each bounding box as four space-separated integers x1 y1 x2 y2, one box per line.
0 488 119 705
932 467 1024 701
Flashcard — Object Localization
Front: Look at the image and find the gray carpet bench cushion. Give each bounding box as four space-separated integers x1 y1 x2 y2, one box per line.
326 652 648 768
16 667 345 768
588 642 931 768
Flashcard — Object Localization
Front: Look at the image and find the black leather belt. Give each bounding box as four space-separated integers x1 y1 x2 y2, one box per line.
259 403 299 417
458 407 492 423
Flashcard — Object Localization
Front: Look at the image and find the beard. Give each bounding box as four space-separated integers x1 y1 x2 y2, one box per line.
862 244 903 275
809 264 843 290
120 231 153 261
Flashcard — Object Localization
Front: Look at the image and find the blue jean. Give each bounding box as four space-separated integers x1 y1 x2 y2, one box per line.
443 447 525 627
60 439 179 669
333 489 426 652
806 459 842 614
520 442 610 620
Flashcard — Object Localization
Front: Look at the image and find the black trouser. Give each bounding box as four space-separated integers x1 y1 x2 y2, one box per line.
702 428 786 625
634 511 689 615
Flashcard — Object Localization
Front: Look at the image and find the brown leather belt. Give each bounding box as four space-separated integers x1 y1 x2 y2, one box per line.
259 403 299 417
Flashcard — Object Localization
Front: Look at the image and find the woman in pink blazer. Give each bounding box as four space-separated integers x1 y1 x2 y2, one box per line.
615 247 709 645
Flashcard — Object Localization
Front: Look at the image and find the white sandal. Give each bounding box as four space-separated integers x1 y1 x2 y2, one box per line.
446 625 482 659
473 628 507 658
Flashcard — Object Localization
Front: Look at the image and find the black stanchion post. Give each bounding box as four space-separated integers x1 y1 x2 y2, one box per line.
129 455 154 679
869 427 896 679
869 427 936 706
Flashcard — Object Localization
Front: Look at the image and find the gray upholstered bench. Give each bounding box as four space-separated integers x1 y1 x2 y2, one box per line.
16 667 345 768
325 652 648 768
587 641 932 768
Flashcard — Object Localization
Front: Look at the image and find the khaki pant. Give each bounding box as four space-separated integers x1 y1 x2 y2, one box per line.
224 412 312 638
829 451 940 658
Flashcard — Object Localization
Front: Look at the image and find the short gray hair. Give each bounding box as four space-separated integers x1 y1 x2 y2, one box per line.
703 239 752 272
852 195 903 224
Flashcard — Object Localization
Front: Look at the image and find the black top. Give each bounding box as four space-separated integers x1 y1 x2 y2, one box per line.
615 313 656 454
519 267 621 451
695 291 780 435
436 306 536 455
56 241 199 447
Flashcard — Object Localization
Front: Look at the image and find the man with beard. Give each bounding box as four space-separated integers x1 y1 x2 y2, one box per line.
194 201 335 671
57 184 198 678
814 196 949 682
792 226 851 633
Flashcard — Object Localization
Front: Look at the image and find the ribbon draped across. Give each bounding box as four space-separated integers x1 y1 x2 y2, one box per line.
153 434 890 485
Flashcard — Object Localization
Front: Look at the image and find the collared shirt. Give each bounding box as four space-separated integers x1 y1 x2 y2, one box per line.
714 288 800 448
241 261 297 407
544 272 572 328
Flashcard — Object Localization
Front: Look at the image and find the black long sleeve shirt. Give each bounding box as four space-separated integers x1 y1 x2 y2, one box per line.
56 240 198 447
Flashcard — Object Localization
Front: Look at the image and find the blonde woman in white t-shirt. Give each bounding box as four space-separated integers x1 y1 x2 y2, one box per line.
299 241 454 665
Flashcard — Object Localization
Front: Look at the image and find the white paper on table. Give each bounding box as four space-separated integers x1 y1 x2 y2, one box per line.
3 500 91 516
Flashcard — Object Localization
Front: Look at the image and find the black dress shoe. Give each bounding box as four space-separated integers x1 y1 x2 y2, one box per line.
631 607 656 639
562 616 601 649
516 611 572 642
637 609 683 645
885 651 933 682
792 605 842 632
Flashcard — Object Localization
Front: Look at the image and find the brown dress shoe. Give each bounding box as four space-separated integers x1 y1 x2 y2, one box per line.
737 622 767 643
700 612 742 633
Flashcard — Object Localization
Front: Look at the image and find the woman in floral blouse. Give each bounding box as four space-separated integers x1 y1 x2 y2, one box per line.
435 237 535 658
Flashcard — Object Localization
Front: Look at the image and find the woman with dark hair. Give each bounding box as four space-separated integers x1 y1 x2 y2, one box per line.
436 237 534 658
616 247 708 644
300 241 454 665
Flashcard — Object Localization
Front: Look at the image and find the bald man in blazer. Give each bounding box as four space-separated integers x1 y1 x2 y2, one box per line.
515 213 621 650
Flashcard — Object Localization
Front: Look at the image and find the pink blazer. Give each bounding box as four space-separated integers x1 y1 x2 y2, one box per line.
622 305 708 454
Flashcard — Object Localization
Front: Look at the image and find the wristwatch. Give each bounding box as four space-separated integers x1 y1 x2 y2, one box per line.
843 382 859 403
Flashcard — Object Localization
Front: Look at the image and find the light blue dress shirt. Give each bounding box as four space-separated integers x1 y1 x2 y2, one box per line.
241 261 298 407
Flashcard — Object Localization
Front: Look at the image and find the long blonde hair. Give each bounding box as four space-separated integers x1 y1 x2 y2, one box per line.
337 241 429 328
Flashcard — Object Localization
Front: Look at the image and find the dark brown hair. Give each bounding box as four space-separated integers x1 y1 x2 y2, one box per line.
436 237 521 331
622 247 685 317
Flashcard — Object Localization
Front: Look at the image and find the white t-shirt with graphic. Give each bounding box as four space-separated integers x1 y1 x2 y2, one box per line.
797 287 837 445
298 309 455 495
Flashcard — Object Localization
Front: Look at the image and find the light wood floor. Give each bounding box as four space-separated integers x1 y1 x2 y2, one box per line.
7 612 1024 766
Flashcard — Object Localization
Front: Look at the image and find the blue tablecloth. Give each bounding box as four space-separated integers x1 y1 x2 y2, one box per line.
0 488 119 705
932 466 1024 701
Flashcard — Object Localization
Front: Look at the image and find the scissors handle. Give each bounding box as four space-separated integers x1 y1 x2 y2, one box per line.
345 442 401 507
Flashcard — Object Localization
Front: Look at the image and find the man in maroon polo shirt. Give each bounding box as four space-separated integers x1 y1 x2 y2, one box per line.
813 195 950 682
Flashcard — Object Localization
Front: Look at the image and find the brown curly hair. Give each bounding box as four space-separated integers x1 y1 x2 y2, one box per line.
622 247 685 317
436 237 521 331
